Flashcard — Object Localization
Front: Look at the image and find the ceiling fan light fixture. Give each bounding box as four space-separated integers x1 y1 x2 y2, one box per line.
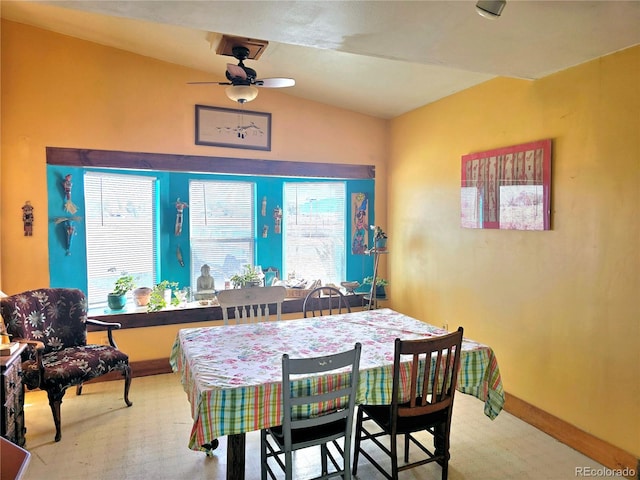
225 85 259 104
476 0 506 19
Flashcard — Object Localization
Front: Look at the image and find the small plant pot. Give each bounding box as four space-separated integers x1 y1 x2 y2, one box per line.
107 293 127 310
133 287 152 306
375 238 387 251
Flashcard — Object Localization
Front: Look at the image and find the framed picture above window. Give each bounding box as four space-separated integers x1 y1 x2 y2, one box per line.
195 105 271 151
461 139 552 231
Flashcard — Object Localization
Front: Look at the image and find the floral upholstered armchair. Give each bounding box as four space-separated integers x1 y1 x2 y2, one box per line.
0 288 132 442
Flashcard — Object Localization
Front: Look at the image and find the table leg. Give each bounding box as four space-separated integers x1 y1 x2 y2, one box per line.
227 433 246 480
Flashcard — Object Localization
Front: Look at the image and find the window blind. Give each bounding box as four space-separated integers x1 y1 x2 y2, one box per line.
84 172 157 307
283 182 346 284
189 180 255 289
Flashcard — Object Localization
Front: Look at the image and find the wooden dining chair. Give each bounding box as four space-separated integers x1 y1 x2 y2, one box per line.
352 327 463 480
217 286 286 325
302 286 352 318
261 343 362 480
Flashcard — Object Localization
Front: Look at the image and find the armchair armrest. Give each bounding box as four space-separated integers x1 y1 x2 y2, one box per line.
87 317 122 348
12 338 45 386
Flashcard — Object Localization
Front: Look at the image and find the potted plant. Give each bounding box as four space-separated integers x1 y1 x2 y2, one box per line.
371 225 388 250
230 265 263 288
147 280 180 312
107 274 136 310
362 275 389 298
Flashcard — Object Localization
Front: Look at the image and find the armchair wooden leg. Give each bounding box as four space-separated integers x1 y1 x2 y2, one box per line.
47 391 65 442
123 365 132 407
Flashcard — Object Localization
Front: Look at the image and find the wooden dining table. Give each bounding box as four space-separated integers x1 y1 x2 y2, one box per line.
170 308 505 480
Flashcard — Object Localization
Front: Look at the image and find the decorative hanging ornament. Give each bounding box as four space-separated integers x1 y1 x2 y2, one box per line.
22 201 34 236
175 198 189 236
62 174 78 214
54 216 82 255
273 205 283 234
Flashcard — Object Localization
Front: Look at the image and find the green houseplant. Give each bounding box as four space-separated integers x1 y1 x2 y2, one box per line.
147 280 180 312
371 225 388 250
107 274 136 310
230 265 262 288
362 275 388 297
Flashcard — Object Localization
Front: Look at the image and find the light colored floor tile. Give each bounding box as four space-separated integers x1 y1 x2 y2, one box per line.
20 373 608 480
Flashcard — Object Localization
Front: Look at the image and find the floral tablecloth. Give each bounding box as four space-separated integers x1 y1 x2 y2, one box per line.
170 308 504 451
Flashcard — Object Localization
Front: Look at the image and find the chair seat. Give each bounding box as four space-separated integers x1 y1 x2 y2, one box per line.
267 417 348 448
360 403 448 435
22 344 129 391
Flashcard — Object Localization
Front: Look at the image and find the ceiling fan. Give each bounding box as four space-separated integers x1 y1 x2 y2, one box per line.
189 45 295 104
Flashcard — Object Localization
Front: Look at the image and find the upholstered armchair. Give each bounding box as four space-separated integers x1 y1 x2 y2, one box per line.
0 288 132 442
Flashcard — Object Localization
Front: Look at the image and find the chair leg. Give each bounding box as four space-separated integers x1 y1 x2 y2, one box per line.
123 365 133 406
47 390 65 442
76 383 83 396
390 433 399 480
352 407 363 475
285 451 293 480
321 444 328 475
404 432 410 462
260 430 268 480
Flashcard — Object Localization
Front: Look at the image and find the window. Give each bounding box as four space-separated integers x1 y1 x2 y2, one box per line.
84 172 157 307
283 182 346 284
189 180 255 289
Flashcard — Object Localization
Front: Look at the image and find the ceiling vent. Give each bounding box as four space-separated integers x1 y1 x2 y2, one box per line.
216 35 268 60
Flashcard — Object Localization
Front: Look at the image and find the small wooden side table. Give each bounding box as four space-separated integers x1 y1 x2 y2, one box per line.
1 343 27 447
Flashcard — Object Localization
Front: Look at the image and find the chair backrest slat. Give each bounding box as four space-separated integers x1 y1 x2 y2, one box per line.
302 286 351 318
217 286 286 325
392 328 463 418
282 343 361 449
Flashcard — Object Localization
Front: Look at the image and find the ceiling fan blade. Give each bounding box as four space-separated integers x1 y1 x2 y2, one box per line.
227 63 247 80
187 81 231 85
256 78 296 88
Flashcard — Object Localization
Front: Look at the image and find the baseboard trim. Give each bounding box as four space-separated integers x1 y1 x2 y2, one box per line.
504 392 638 477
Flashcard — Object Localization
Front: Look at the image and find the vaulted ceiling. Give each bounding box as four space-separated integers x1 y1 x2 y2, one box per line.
2 1 639 119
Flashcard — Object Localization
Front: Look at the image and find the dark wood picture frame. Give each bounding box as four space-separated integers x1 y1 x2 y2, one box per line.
195 105 271 151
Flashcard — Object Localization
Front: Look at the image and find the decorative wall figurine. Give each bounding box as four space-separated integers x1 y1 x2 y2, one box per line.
54 216 81 255
262 225 269 238
261 196 267 216
22 201 34 236
273 205 283 234
176 245 185 267
174 198 189 236
62 174 78 214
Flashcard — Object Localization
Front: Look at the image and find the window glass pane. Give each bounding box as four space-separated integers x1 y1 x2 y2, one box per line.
189 180 255 289
283 182 346 284
84 172 157 307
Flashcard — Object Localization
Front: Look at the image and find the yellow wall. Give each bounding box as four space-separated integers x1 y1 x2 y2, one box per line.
388 47 639 456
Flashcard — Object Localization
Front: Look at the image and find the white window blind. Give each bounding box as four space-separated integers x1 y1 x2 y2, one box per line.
189 180 255 289
283 182 346 284
84 172 157 307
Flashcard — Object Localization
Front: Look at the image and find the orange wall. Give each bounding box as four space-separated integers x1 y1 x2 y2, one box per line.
388 47 639 457
0 20 388 294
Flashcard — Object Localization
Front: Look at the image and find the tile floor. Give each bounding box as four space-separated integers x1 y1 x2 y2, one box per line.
19 373 608 480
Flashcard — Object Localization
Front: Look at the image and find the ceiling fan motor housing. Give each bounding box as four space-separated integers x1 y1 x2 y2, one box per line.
227 46 257 84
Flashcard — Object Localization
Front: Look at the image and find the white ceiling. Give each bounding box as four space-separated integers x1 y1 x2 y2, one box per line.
2 1 639 119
